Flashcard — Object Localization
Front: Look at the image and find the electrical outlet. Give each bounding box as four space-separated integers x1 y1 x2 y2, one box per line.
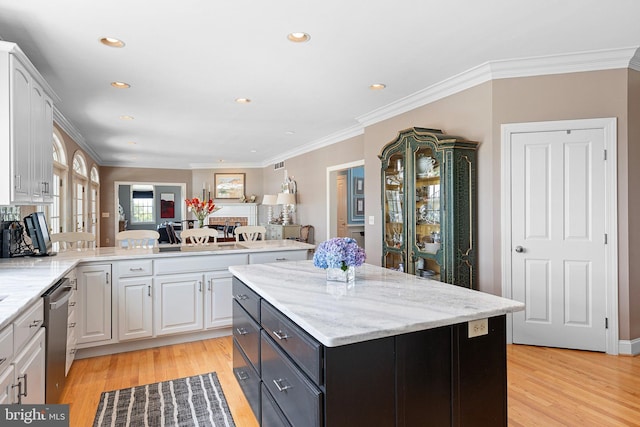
468 318 488 338
102 212 110 218
368 216 375 225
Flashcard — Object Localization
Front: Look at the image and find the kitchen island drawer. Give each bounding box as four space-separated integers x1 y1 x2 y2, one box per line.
261 300 322 385
233 300 260 373
261 331 322 427
118 259 153 278
261 383 292 427
232 277 260 321
233 338 261 421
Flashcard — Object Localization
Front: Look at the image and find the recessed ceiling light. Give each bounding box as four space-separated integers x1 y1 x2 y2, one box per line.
235 98 251 104
127 141 137 145
119 115 134 120
287 32 311 43
100 37 125 48
250 149 257 153
369 83 386 90
111 81 131 89
285 131 295 135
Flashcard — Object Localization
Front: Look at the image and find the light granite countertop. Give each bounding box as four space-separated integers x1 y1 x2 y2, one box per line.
0 240 313 331
229 261 525 347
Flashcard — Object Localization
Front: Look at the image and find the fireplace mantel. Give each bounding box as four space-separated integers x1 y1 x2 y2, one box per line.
208 203 258 226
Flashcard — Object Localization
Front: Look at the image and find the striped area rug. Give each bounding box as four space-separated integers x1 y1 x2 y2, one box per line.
93 372 236 427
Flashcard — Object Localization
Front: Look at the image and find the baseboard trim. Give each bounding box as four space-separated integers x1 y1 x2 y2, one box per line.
75 327 232 359
618 338 640 356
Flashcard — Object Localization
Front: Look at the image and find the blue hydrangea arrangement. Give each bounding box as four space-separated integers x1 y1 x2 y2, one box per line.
313 237 366 271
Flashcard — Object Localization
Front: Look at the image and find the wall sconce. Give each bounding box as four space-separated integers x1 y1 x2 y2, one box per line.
262 194 278 224
276 192 296 225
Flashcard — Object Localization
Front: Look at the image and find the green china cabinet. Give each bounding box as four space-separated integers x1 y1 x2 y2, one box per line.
379 127 478 288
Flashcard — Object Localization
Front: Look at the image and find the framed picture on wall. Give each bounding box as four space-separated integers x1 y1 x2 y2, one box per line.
355 197 365 216
160 193 175 218
214 173 245 199
354 177 364 195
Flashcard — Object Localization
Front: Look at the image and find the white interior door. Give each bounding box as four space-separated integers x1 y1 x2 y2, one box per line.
510 127 607 352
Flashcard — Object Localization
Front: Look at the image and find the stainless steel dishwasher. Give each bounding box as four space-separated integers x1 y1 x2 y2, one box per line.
42 277 72 403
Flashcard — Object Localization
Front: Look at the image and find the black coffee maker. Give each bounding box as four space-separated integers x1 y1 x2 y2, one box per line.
0 221 28 257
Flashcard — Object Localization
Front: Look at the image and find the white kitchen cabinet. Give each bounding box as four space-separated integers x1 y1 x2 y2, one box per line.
0 42 56 205
153 274 203 336
77 264 112 344
204 271 234 329
12 328 46 404
0 364 15 404
118 277 153 341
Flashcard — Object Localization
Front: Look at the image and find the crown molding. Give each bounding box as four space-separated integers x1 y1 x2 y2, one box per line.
357 46 640 128
53 107 103 164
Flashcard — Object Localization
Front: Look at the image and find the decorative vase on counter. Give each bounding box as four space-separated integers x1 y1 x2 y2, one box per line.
326 266 355 283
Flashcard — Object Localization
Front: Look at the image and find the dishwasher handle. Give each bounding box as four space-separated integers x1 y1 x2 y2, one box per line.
49 286 72 310
45 277 72 310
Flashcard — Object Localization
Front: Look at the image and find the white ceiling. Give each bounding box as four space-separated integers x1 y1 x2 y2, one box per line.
1 0 639 169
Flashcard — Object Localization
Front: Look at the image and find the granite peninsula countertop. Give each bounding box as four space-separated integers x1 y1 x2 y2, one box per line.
229 261 525 347
0 239 314 330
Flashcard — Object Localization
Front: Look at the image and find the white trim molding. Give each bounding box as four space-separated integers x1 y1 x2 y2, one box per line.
619 338 640 356
501 118 618 355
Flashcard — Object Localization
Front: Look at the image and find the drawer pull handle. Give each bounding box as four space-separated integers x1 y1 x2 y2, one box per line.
29 320 41 328
129 267 144 271
70 349 76 355
236 371 249 381
68 322 76 328
235 294 249 300
0 357 6 365
236 327 248 335
273 378 292 392
18 374 28 397
69 302 76 307
273 330 289 340
275 257 287 261
12 382 22 404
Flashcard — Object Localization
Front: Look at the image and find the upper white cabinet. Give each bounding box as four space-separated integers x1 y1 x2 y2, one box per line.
0 41 57 205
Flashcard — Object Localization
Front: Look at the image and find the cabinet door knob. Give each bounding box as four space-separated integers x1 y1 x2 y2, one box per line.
514 246 525 253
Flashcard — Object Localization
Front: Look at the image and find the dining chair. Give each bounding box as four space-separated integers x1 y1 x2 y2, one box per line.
180 228 217 246
115 230 160 249
234 225 266 242
51 231 96 251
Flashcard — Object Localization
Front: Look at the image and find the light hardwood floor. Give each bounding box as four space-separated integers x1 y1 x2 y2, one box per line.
61 337 640 426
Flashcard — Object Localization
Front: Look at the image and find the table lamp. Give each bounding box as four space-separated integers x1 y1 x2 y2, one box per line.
276 192 296 225
262 194 278 224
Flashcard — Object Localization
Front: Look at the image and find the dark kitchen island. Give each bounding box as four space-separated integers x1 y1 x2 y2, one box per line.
229 261 524 427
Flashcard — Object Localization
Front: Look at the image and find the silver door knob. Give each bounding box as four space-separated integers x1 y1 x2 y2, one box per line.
514 246 524 253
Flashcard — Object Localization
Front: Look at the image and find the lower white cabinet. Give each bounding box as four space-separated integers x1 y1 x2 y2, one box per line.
205 271 234 329
153 274 203 336
12 328 46 404
66 270 78 375
0 364 14 404
77 264 112 344
118 277 153 341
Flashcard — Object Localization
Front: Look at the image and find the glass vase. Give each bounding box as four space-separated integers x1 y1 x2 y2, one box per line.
197 218 205 228
326 266 355 283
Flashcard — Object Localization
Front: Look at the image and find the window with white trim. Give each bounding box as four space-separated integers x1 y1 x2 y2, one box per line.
72 152 88 231
131 185 154 223
89 166 100 238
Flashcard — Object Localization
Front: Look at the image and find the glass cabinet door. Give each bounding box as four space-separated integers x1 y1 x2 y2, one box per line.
382 151 405 271
411 145 442 280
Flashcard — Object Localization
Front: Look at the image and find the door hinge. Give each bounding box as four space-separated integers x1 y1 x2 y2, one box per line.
604 149 607 160
605 317 609 329
604 233 608 244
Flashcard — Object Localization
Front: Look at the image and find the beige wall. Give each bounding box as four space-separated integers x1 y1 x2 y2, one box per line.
492 69 633 340
363 82 494 290
627 69 640 340
260 135 365 243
